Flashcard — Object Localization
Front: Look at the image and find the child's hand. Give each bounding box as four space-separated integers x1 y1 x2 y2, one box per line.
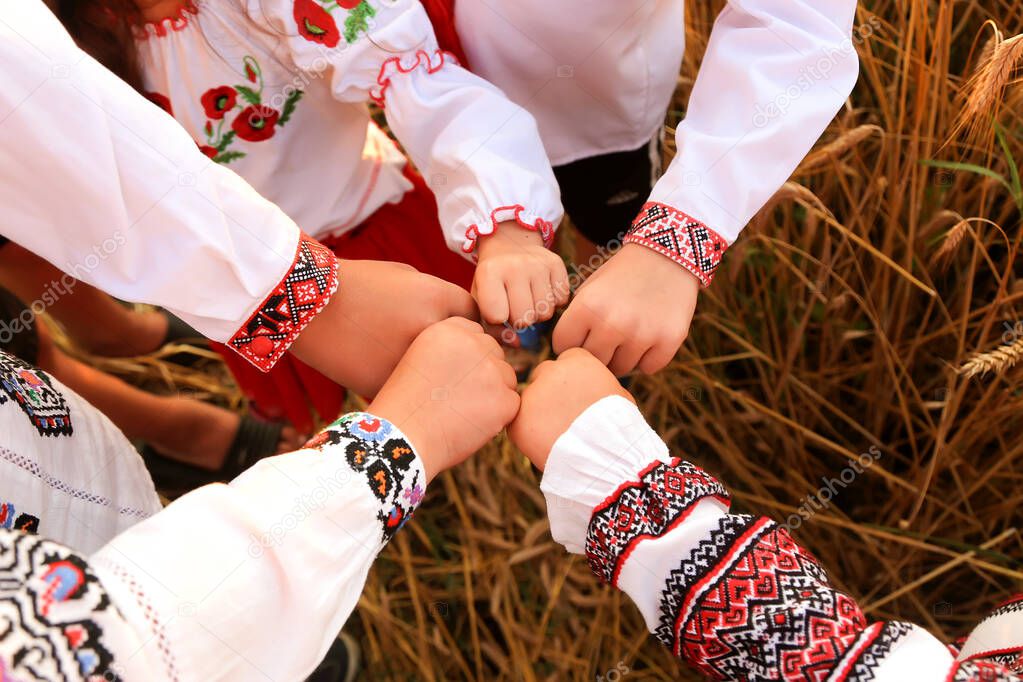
369 317 520 481
508 348 633 470
292 260 478 397
472 222 570 330
552 244 699 376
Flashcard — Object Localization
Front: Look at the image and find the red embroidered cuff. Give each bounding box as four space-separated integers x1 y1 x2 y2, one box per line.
228 233 339 372
624 202 729 287
461 205 556 255
370 49 455 106
584 457 730 587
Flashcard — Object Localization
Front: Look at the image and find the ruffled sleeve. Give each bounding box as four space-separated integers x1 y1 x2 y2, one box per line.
242 0 563 258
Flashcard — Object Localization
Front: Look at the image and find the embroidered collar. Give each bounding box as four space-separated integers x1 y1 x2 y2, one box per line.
132 0 199 40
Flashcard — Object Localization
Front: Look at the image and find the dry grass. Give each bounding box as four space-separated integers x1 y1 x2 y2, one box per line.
94 1 1023 679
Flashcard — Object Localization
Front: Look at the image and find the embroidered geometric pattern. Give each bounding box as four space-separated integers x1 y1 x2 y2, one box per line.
0 352 72 437
228 233 339 372
964 595 1023 673
0 447 152 520
303 413 423 541
951 660 1023 681
624 202 729 287
0 501 40 534
585 457 729 586
0 531 122 681
656 515 866 679
831 620 914 681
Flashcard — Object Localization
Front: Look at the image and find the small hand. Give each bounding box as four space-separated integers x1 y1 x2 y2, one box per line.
472 222 570 330
508 348 633 470
552 243 700 376
368 317 520 481
291 260 478 397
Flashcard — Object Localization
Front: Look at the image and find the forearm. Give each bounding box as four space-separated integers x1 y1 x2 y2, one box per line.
541 396 1019 681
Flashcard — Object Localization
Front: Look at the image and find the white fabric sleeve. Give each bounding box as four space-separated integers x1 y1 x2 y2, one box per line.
538 395 1023 681
626 0 860 286
87 412 426 682
0 1 339 371
245 0 563 257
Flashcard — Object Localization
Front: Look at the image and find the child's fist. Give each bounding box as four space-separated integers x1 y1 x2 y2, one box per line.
369 317 520 480
508 348 633 470
552 243 700 376
472 222 570 330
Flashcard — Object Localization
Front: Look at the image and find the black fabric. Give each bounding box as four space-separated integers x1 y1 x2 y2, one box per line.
0 287 39 366
553 138 659 248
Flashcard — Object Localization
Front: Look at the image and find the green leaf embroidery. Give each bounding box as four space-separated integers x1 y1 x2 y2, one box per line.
278 89 304 127
343 1 376 44
235 85 261 106
216 130 237 153
214 151 246 164
304 17 328 35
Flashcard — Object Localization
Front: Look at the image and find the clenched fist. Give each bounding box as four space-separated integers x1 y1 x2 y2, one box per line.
369 317 520 480
553 244 700 376
508 348 633 470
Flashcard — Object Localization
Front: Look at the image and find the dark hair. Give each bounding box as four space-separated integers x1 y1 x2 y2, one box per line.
56 0 145 92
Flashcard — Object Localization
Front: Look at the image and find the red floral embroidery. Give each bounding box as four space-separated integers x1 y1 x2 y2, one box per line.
336 0 362 8
231 105 281 142
197 144 218 159
144 91 173 116
200 86 237 120
294 0 340 47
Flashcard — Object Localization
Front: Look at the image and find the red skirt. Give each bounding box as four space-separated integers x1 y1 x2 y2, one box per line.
215 167 474 433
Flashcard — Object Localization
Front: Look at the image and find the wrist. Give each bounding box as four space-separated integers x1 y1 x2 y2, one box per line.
476 220 544 259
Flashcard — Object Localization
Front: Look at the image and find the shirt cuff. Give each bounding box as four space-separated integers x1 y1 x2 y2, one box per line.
302 411 427 541
227 233 339 372
624 202 729 287
461 205 558 257
540 396 670 555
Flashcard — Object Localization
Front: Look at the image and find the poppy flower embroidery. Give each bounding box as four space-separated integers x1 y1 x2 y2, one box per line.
231 105 280 142
294 0 340 47
336 0 361 8
200 86 237 120
198 144 218 158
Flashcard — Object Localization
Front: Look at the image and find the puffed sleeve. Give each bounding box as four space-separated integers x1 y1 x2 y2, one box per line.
626 0 860 286
242 0 563 257
541 396 1021 682
0 0 339 372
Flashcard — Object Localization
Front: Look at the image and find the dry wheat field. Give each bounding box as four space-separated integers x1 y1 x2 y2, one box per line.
85 0 1023 679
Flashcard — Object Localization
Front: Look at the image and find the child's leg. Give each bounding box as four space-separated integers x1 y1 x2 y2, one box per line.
34 320 295 471
0 242 169 357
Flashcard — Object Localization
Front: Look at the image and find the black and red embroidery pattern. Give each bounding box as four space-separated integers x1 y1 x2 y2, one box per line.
655 515 866 679
228 234 339 372
832 620 913 680
951 660 1023 681
0 352 72 437
963 594 1023 673
0 531 123 681
625 202 728 287
0 501 39 534
585 458 729 586
304 413 423 541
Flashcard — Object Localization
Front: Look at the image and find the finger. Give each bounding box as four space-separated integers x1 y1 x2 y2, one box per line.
483 321 520 348
446 284 480 322
551 303 589 354
580 323 621 367
530 358 556 382
440 317 485 334
608 339 647 378
506 279 535 330
636 339 679 375
550 260 571 307
474 271 510 325
530 273 555 323
493 356 518 389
